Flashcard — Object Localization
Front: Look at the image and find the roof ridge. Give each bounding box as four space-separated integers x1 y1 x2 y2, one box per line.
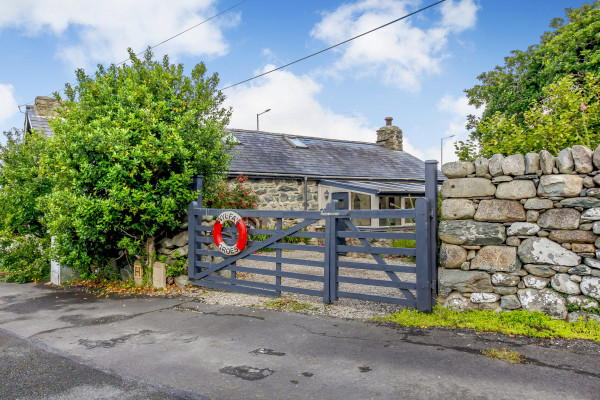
225 127 386 147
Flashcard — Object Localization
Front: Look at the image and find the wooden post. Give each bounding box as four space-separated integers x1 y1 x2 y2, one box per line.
425 160 438 306
415 197 432 312
188 175 203 279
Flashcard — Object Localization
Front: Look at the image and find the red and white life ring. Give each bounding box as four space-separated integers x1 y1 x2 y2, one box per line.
213 211 248 255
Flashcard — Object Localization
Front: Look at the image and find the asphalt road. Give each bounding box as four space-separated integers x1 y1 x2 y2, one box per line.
0 282 599 400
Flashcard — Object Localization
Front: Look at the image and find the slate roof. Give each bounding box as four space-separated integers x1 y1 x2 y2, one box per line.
25 105 54 137
227 129 427 180
21 112 430 182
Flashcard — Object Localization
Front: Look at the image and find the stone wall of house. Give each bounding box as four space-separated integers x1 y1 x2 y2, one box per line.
230 178 319 211
438 146 600 322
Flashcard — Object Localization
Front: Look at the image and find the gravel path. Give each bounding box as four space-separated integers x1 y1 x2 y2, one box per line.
182 250 417 321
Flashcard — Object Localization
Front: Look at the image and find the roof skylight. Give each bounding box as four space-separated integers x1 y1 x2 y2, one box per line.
286 137 308 148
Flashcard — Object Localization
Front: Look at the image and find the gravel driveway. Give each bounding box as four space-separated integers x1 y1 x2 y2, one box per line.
185 250 418 320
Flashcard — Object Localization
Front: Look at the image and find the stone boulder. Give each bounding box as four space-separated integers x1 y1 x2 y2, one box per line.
547 230 596 244
439 220 506 246
439 244 467 269
441 161 475 178
470 246 520 273
568 265 592 276
470 293 500 303
506 222 540 236
567 312 600 323
443 292 471 311
502 154 525 176
524 198 553 210
172 231 189 247
474 199 526 222
571 145 594 173
439 270 493 294
489 154 504 177
523 275 550 289
584 258 600 270
539 150 555 175
501 295 521 310
491 273 520 287
537 175 583 197
560 197 600 208
441 178 496 198
581 208 600 221
523 264 556 278
517 237 581 266
474 157 489 177
441 199 476 220
495 180 537 200
567 295 598 309
580 277 600 300
551 273 581 295
525 153 540 174
587 188 600 198
556 148 574 173
594 145 600 170
174 274 191 288
517 288 568 319
537 209 580 230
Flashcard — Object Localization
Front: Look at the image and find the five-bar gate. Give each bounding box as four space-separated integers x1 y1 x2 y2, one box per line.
188 161 438 312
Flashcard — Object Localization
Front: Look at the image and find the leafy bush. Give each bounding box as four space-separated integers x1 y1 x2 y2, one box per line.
0 235 50 283
165 251 188 277
42 49 233 276
0 129 52 283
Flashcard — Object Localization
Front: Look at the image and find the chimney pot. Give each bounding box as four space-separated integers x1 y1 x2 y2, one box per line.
385 117 393 126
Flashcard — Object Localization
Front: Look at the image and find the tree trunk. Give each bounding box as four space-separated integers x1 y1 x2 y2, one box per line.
145 236 156 269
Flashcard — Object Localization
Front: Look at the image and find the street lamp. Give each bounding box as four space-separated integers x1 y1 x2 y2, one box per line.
440 134 455 167
257 109 271 131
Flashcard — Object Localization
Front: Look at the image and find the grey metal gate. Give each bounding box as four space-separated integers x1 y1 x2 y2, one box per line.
188 161 438 312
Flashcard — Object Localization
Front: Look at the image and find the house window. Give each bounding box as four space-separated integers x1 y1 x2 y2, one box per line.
351 192 371 226
379 196 402 227
378 196 418 227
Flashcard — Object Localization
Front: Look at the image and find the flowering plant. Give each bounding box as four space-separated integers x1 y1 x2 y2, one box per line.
204 175 258 210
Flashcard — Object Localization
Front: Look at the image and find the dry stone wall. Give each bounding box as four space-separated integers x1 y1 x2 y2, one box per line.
229 178 319 211
439 145 600 322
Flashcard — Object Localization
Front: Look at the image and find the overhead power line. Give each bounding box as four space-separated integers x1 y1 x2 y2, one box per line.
18 0 249 108
219 0 446 91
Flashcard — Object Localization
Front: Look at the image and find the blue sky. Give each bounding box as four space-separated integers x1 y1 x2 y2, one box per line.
0 0 588 163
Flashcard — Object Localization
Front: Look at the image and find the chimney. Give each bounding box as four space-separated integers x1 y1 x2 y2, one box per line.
376 117 403 151
34 96 60 117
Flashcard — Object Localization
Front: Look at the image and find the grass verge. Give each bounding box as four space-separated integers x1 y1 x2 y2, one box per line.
376 306 600 343
481 347 526 364
262 298 315 311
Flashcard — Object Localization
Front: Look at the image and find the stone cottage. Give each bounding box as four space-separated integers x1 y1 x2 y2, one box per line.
25 96 435 229
225 117 435 228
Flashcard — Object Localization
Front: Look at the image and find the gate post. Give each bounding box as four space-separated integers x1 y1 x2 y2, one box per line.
415 198 433 312
323 200 339 303
188 175 203 279
425 160 438 305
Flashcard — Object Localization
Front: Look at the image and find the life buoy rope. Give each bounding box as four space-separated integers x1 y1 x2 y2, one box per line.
213 211 248 256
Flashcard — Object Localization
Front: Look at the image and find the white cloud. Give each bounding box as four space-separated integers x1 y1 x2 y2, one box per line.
0 84 18 124
437 94 481 118
310 0 478 91
224 66 376 142
436 94 482 164
0 0 238 70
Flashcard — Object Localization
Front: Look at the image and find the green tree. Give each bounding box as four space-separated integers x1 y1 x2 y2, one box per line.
42 49 233 276
0 129 52 282
459 1 600 159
